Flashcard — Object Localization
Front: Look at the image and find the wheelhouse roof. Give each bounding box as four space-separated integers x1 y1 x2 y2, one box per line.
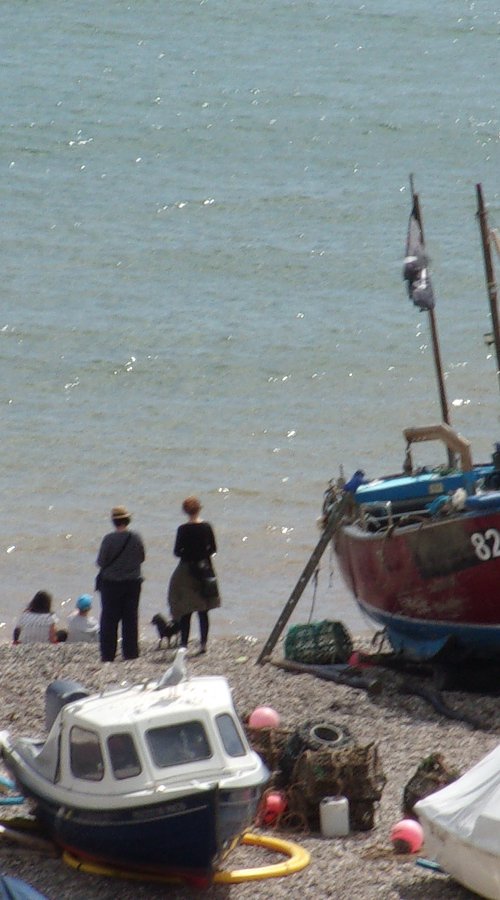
60 675 236 732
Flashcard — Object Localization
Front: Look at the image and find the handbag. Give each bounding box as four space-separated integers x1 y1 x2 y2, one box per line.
95 533 132 592
200 575 219 599
189 558 219 599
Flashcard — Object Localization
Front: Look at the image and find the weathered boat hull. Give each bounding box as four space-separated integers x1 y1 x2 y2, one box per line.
334 508 500 660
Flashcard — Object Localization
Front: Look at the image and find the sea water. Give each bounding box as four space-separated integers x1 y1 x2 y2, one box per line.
0 0 498 642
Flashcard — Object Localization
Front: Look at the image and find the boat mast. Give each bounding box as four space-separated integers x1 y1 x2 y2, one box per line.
409 177 452 431
476 183 500 394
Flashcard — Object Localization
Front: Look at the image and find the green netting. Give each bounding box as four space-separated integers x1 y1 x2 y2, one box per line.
284 620 353 665
402 753 460 817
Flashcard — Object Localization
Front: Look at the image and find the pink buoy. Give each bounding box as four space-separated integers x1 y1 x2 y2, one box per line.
248 706 280 729
390 818 424 854
260 791 287 826
348 651 371 669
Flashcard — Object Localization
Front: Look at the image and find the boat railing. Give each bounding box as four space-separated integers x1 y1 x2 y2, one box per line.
359 501 432 532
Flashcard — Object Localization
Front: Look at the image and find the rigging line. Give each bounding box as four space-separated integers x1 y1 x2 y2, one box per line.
307 568 319 624
328 541 335 589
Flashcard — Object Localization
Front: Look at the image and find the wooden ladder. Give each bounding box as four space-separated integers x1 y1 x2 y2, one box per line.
256 493 350 664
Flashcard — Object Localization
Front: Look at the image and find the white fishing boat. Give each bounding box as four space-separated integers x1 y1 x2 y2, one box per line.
0 649 268 887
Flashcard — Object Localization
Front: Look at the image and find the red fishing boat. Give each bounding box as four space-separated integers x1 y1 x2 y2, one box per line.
327 183 500 662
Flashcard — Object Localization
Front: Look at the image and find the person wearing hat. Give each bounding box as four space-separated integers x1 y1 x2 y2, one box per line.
66 594 100 643
96 505 146 662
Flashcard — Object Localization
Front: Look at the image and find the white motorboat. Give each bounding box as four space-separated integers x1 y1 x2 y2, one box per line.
0 649 269 887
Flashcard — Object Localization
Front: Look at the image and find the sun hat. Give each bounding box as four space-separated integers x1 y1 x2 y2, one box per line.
111 505 130 520
77 594 93 612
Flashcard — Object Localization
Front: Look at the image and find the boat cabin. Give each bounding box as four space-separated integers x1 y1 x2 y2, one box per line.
11 673 265 806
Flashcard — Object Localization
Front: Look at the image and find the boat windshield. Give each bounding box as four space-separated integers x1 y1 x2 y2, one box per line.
146 721 211 768
215 714 247 757
107 732 142 780
70 726 104 781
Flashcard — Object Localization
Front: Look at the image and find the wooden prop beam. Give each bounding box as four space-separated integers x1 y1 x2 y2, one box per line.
256 494 349 665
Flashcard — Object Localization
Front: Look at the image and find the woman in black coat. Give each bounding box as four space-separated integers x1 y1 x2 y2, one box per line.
168 496 220 653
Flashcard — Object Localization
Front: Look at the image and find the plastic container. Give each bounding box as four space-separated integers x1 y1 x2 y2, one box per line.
320 796 350 838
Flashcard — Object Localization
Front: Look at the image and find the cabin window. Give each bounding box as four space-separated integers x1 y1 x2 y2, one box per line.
107 732 142 780
69 726 104 781
146 721 211 768
215 714 246 758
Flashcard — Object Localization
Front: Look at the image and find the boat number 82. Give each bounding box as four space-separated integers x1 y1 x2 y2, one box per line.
471 529 500 561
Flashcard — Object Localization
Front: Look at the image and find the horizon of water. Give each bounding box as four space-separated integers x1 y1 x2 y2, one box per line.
0 0 499 645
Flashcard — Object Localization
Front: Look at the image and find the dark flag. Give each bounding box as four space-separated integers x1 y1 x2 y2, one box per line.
403 199 435 311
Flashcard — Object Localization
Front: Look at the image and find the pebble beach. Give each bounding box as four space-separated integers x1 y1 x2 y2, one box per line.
0 636 497 899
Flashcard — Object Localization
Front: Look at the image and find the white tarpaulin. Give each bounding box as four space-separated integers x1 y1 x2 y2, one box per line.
416 743 500 899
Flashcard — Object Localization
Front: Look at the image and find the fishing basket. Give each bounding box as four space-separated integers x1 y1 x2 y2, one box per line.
402 753 459 817
278 720 353 786
244 726 294 777
284 620 353 665
245 723 386 833
290 742 386 832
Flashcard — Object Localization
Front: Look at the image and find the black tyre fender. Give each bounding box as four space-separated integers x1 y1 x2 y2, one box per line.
278 720 353 785
300 720 353 751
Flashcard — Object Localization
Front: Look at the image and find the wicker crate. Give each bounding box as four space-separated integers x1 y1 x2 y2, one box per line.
244 726 293 777
291 743 386 832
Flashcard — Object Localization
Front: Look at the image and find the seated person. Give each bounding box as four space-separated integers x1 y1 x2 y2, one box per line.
14 591 59 644
66 594 99 643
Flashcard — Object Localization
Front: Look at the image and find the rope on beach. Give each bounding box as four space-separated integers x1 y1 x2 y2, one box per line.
399 679 486 730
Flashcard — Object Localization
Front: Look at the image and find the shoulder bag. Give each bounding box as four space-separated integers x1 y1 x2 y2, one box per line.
95 532 132 592
189 558 219 599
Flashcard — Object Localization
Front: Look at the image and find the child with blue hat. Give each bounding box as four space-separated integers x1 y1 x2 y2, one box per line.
67 594 99 643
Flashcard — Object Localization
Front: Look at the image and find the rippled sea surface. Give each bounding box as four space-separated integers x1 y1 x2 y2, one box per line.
1 0 498 642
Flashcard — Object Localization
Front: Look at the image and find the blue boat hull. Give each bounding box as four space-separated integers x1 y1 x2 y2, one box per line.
7 779 262 881
357 600 500 661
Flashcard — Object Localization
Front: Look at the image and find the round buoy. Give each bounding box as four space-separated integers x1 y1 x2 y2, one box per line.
390 818 424 854
248 706 280 729
260 791 287 826
347 650 373 669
